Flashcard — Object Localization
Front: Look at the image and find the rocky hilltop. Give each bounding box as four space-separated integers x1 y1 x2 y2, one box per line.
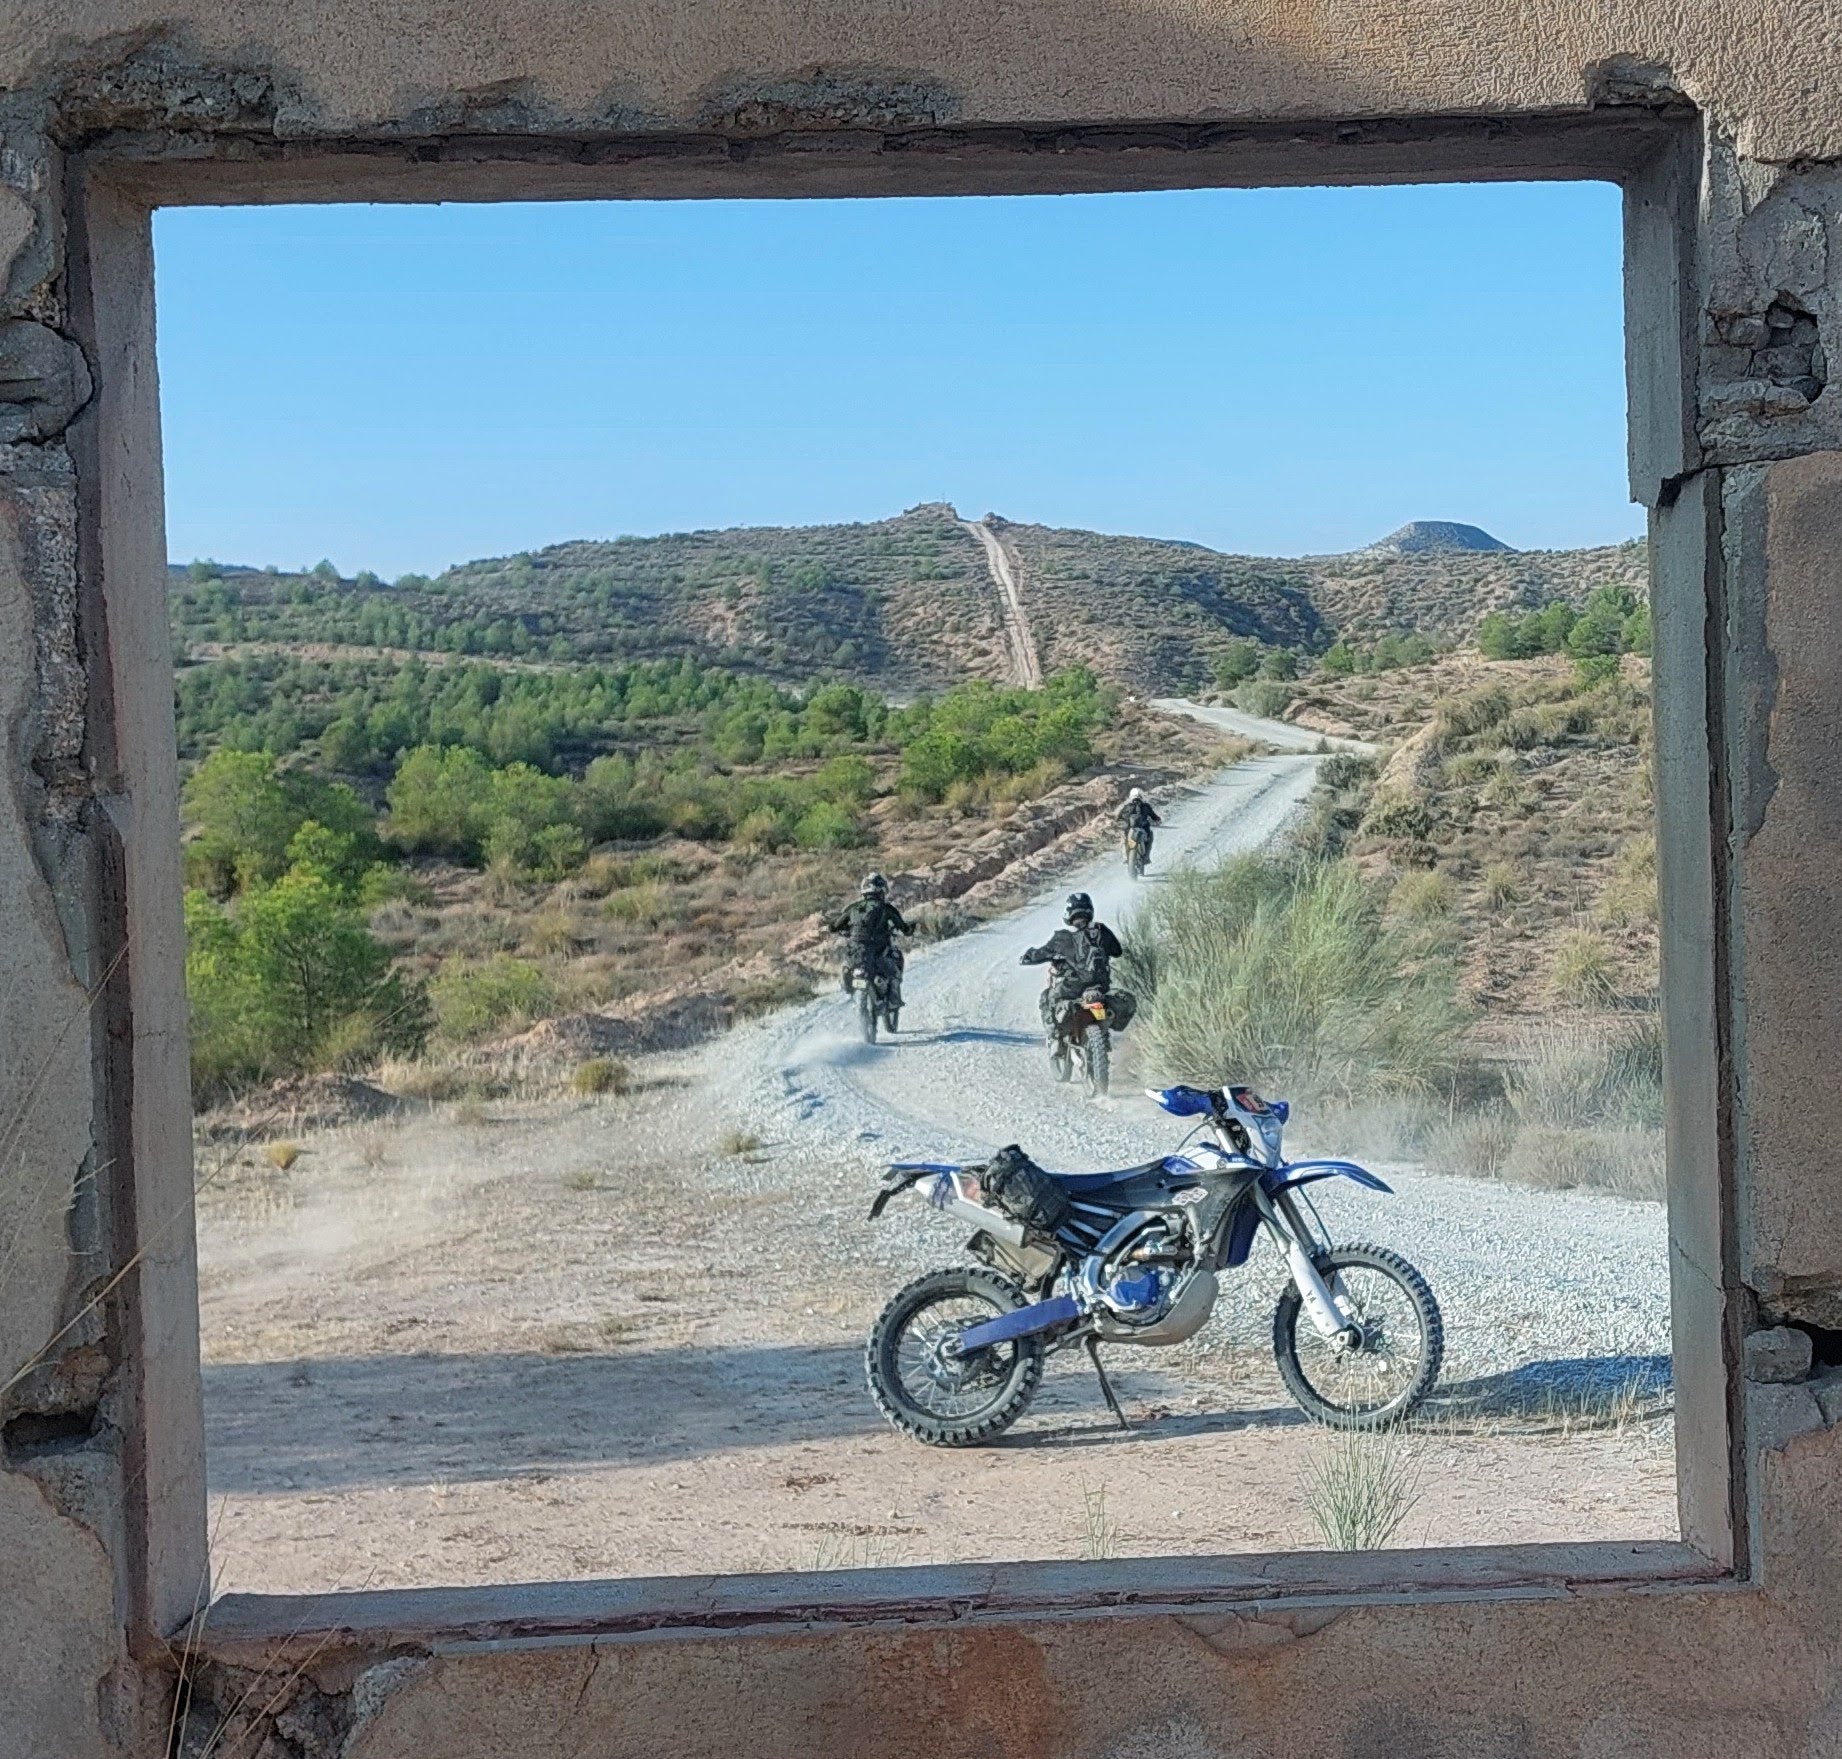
1368 520 1513 554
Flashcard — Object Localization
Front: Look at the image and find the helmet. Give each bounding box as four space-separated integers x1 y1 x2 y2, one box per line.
1064 891 1094 924
1128 787 1144 802
860 873 888 897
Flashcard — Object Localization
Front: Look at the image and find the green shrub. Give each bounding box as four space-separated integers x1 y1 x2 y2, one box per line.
1481 861 1523 908
185 867 429 1096
1388 868 1455 921
1124 855 1467 1100
1230 679 1293 720
431 955 556 1040
571 1057 630 1096
1551 929 1620 1007
792 799 864 849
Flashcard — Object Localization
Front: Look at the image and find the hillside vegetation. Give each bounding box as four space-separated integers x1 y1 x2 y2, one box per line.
172 508 1648 694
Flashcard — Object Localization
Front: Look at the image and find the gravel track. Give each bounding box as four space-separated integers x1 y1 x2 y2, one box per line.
722 718 1671 1395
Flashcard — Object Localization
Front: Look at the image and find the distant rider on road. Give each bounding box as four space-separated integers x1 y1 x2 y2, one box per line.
1118 787 1161 857
1020 892 1125 1030
830 873 913 1003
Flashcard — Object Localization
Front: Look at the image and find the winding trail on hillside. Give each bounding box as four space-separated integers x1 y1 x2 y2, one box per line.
1150 697 1375 756
963 517 1043 689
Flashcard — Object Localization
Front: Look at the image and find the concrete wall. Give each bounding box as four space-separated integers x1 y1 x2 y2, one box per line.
5 6 1842 1755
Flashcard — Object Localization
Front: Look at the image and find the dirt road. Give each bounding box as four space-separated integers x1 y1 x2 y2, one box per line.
964 517 1043 688
197 728 1675 1597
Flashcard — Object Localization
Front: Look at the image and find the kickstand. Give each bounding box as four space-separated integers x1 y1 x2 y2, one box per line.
1085 1336 1131 1432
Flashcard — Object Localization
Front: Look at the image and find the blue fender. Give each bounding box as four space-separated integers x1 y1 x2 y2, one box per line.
1269 1158 1393 1195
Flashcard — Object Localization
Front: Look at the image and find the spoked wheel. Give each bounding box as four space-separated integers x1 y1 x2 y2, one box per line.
866 1267 1044 1445
858 983 878 1044
1081 1028 1111 1098
1272 1243 1443 1429
1050 1039 1073 1083
883 1000 900 1034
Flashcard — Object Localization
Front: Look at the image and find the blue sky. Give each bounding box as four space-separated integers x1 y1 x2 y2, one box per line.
153 182 1637 580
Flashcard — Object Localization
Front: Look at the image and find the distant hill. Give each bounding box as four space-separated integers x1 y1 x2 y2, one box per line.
170 508 1647 693
1368 520 1512 554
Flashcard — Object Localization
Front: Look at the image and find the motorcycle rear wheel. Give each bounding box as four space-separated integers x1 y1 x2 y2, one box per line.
858 983 878 1044
1272 1243 1443 1429
866 1266 1045 1445
1082 1028 1111 1098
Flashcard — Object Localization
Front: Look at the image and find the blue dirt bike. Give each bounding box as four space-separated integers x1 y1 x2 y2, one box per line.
865 1083 1443 1443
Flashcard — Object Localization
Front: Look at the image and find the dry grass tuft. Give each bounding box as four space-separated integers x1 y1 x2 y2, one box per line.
1301 1430 1424 1550
570 1057 630 1097
263 1140 301 1171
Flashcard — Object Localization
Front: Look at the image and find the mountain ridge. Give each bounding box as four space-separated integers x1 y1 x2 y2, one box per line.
170 506 1647 693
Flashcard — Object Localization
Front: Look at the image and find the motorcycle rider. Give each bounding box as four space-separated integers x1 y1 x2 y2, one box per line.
1020 892 1126 1032
830 873 913 1002
1118 787 1162 862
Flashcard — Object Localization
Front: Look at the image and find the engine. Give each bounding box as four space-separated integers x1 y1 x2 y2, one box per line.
1080 1214 1219 1345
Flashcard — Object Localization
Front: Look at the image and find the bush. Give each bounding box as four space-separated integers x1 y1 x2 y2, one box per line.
1551 928 1620 1007
1433 683 1510 744
571 1058 630 1096
1230 679 1293 720
1596 838 1658 927
895 668 1110 802
1388 869 1454 921
1124 855 1467 1100
1481 861 1523 908
431 955 556 1040
792 799 865 850
185 867 429 1096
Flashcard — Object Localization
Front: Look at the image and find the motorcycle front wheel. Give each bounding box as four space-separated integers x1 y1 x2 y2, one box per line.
866 1266 1044 1446
1050 1039 1073 1083
1272 1243 1443 1429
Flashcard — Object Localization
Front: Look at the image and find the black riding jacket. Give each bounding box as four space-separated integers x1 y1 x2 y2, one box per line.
1118 798 1162 832
1022 922 1124 996
829 897 913 953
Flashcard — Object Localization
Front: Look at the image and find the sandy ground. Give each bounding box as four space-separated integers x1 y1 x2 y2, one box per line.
198 1084 1674 1595
197 728 1677 1596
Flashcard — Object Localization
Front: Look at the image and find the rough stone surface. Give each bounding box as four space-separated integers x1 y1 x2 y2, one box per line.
7 3 1842 1757
1747 1326 1816 1384
0 320 91 441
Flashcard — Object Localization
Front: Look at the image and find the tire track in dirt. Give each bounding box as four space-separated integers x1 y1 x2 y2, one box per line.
963 517 1043 689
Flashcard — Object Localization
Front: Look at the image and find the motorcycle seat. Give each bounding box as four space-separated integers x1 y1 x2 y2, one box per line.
1040 1155 1174 1192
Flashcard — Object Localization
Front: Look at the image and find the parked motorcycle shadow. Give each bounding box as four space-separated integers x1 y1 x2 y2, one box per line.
994 1395 1307 1450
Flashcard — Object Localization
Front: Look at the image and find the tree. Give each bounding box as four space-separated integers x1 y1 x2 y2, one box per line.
385 744 494 857
1320 642 1358 676
185 868 429 1092
1215 640 1261 686
182 749 299 888
1622 603 1653 656
1477 612 1523 660
1259 647 1299 681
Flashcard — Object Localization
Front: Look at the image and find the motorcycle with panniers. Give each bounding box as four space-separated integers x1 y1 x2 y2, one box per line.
864 1083 1442 1442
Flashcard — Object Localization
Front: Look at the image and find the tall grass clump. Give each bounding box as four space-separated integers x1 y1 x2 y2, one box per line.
1125 855 1466 1101
1301 1430 1424 1550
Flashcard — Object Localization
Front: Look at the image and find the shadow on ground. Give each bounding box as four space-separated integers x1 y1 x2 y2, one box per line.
203 1339 1304 1492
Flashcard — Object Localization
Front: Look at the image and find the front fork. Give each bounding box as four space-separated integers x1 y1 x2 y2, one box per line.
1265 1189 1353 1341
